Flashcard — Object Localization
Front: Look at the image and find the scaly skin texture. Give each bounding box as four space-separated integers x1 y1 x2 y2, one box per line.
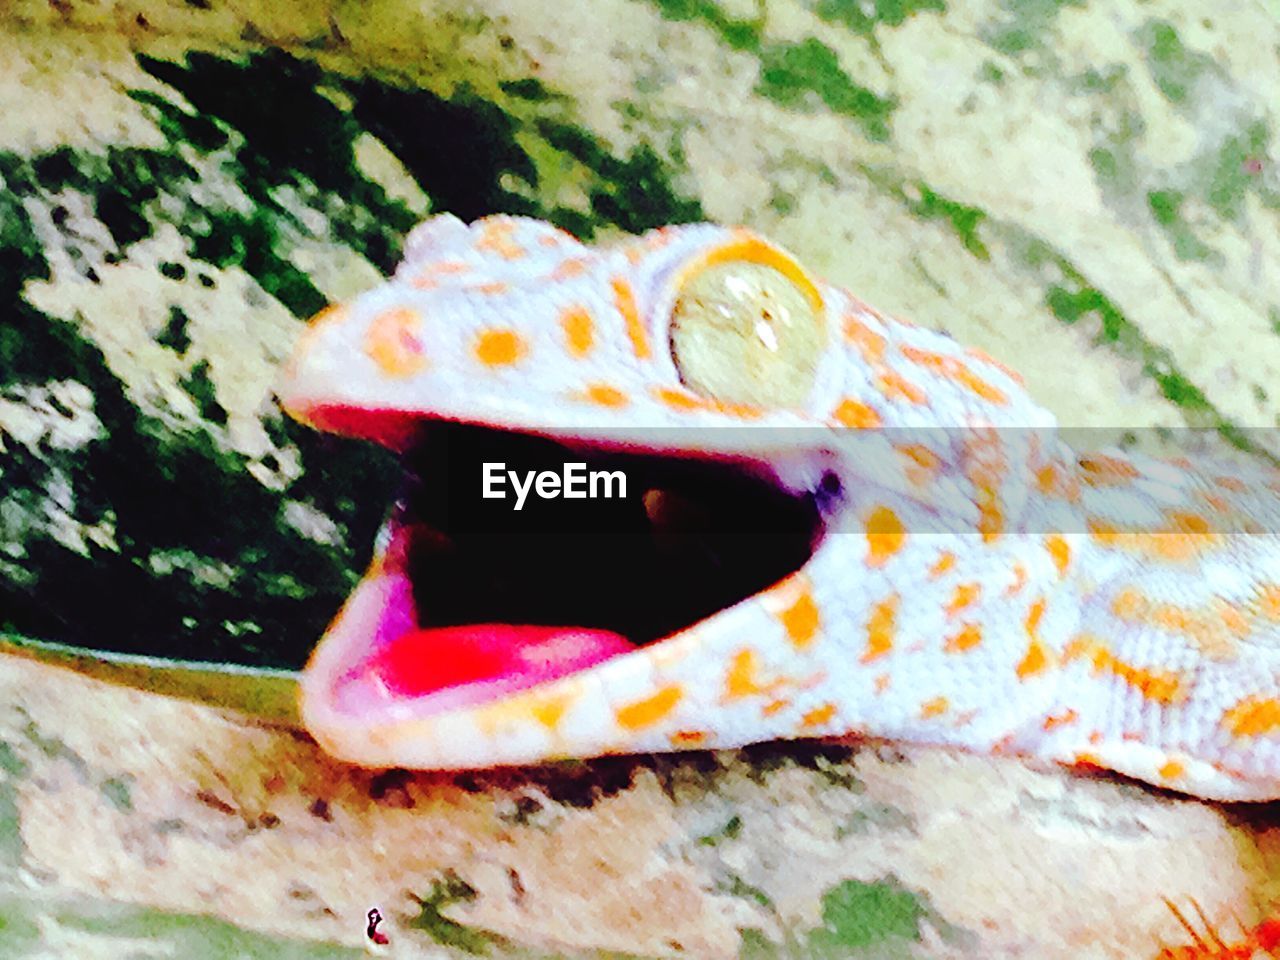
279 214 1280 801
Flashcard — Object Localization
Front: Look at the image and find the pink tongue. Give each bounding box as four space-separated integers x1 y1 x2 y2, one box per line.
362 624 632 698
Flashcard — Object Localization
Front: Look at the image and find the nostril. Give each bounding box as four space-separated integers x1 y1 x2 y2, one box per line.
816 470 844 511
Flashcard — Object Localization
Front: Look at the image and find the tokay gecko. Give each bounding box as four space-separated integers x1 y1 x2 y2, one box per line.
278 214 1280 801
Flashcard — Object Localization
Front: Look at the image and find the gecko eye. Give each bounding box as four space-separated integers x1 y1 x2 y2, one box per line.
670 253 826 408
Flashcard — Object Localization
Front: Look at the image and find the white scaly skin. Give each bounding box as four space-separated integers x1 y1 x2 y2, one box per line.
279 214 1280 801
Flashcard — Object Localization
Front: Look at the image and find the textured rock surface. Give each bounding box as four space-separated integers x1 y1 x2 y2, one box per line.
1 0 1278 956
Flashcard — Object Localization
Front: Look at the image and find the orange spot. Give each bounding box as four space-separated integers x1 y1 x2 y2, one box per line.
1214 474 1247 493
1042 708 1078 731
433 260 470 274
1044 535 1071 577
1079 454 1140 486
550 258 589 280
1113 589 1246 659
900 346 1007 404
1223 696 1280 737
579 383 628 408
724 649 779 700
862 595 899 663
473 329 526 367
802 703 837 728
929 551 956 578
475 220 526 260
833 397 882 429
364 307 427 377
876 370 928 405
920 696 949 719
1157 759 1185 781
723 401 764 420
670 729 708 746
945 582 981 617
1090 457 1148 490
531 695 570 730
1167 511 1211 535
1016 638 1052 678
611 277 650 359
1036 464 1059 494
1096 520 1221 563
560 306 595 357
1024 597 1046 638
1065 634 1184 704
866 506 907 567
965 345 1025 385
655 386 703 411
1005 562 1028 596
762 699 791 717
843 315 886 363
1017 599 1053 678
874 673 891 694
1215 598 1250 639
779 589 821 649
409 273 438 290
945 623 983 653
977 494 1004 542
954 365 1008 404
898 443 942 487
1259 585 1280 621
471 281 510 295
616 685 683 730
1199 491 1229 513
539 229 571 247
1110 587 1145 620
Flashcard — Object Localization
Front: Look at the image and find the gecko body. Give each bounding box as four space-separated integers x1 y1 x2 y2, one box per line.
279 214 1280 801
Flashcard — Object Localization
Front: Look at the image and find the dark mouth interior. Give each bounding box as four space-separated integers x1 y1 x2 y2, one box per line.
398 422 824 646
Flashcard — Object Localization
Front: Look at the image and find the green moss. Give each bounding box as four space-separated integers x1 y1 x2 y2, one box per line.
720 874 772 908
180 360 228 426
979 60 1007 85
650 0 762 51
100 776 134 813
983 0 1086 56
756 39 895 142
811 879 929 950
1139 20 1213 105
499 78 558 101
908 184 990 259
814 0 946 37
741 877 954 957
156 305 192 355
0 46 698 667
1145 190 1215 261
1204 120 1271 221
535 119 704 234
1041 268 1257 455
49 901 365 957
698 814 743 845
0 901 41 955
409 873 497 954
0 741 28 869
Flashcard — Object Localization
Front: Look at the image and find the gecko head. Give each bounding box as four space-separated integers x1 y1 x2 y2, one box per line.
278 214 858 769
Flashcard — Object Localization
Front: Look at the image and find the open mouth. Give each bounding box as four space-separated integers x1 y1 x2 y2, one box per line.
324 420 826 718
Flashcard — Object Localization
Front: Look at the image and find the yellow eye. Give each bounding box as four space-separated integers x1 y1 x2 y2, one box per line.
669 255 826 408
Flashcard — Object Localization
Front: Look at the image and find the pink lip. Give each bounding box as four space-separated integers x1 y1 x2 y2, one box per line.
326 526 631 715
